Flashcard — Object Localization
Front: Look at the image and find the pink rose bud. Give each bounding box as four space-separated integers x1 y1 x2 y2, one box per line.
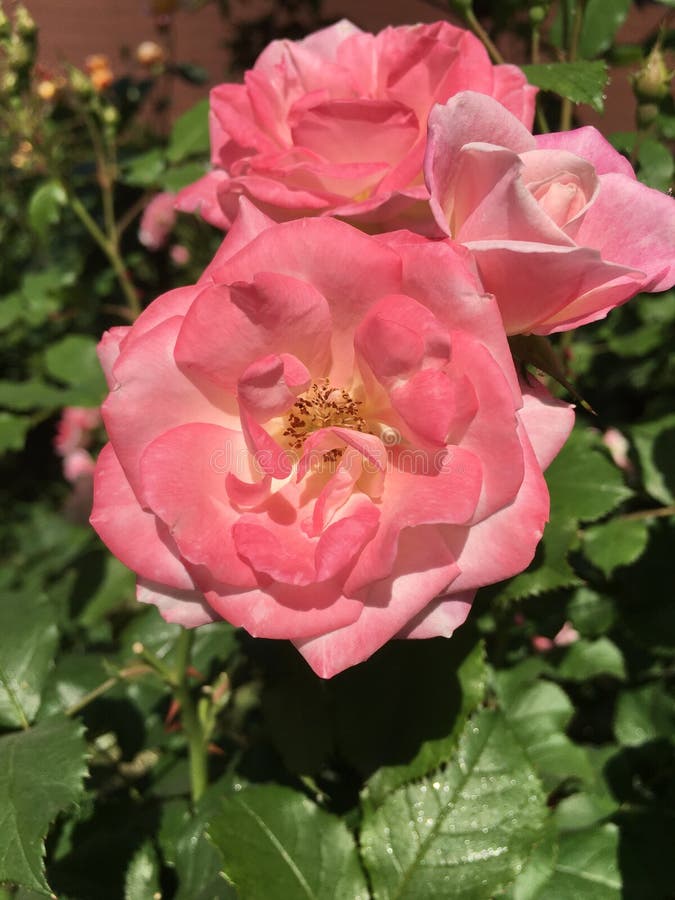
90 201 574 677
553 621 580 647
139 192 177 250
170 244 190 266
63 448 96 483
602 428 632 472
54 406 101 456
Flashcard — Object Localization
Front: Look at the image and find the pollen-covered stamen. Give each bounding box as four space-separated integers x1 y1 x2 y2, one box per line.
282 379 368 452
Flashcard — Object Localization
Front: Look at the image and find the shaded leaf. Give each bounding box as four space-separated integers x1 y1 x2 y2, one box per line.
538 824 620 898
167 100 210 164
557 638 625 681
614 683 675 746
28 181 66 239
124 842 161 900
0 412 31 454
0 590 59 728
632 413 675 504
579 0 631 58
582 518 650 578
209 784 369 900
0 717 87 894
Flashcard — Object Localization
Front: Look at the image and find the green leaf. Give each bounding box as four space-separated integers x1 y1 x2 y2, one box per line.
557 638 625 681
360 709 548 900
44 334 107 404
567 588 616 638
538 824 621 898
209 784 369 900
614 683 675 746
496 676 594 790
507 822 558 900
28 181 67 239
521 62 609 112
364 639 487 807
637 139 674 192
121 148 166 187
124 842 160 900
162 161 208 192
0 590 59 728
0 380 65 412
0 717 87 895
632 413 675 504
579 0 631 58
582 518 650 578
0 292 23 331
0 412 31 454
167 100 210 164
546 429 632 523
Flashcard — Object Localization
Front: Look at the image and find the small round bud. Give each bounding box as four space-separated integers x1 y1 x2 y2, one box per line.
69 67 93 96
14 4 36 38
632 45 672 103
101 104 119 125
7 34 31 69
85 53 111 74
90 66 114 92
36 78 57 101
135 40 165 67
529 5 547 25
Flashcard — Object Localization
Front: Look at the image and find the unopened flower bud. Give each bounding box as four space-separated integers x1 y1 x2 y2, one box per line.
14 4 36 37
633 45 672 103
0 8 11 41
101 104 119 125
136 40 164 67
529 4 547 26
36 78 57 101
1 69 17 93
69 66 93 96
7 34 31 68
90 66 114 92
85 53 110 73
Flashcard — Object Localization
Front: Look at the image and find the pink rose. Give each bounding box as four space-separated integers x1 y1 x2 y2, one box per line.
91 200 573 678
425 92 675 334
139 192 177 251
54 406 101 457
176 20 536 233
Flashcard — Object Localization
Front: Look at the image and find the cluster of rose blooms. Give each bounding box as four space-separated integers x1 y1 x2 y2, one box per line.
89 21 674 677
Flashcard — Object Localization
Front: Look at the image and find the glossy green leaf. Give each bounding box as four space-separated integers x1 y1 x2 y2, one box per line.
209 784 369 900
637 139 674 192
521 62 609 112
582 518 650 577
124 842 161 900
507 823 558 900
545 430 632 523
121 148 166 187
0 590 59 728
614 683 675 746
0 717 87 894
557 638 625 681
364 640 487 807
361 710 548 900
496 676 593 789
162 161 208 192
567 588 616 637
579 0 631 58
167 100 210 163
537 824 621 898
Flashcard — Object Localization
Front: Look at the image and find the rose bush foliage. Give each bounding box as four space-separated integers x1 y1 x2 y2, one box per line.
425 92 675 335
90 202 573 677
176 19 536 233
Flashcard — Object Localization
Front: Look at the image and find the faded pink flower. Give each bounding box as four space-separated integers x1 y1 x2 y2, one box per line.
532 620 580 652
91 200 573 678
63 448 96 483
170 244 190 266
54 406 101 457
176 20 536 233
425 92 675 334
602 427 632 472
139 192 177 250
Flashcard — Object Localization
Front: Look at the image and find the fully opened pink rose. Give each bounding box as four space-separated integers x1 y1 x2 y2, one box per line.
425 92 675 334
91 201 573 678
176 20 536 233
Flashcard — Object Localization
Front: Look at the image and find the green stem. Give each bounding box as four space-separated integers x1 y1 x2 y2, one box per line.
174 629 208 804
560 0 585 130
65 664 152 717
619 504 675 522
465 9 505 64
66 188 141 318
